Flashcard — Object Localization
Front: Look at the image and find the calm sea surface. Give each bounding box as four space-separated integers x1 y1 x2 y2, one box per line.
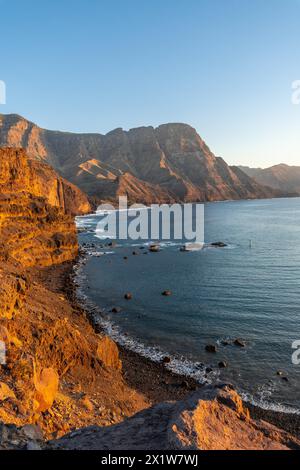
76 198 300 412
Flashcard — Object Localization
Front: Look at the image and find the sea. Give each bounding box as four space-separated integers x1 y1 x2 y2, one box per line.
75 197 300 413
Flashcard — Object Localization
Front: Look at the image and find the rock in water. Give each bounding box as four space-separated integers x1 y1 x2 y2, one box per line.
218 361 228 369
205 344 217 353
162 291 172 297
234 339 246 348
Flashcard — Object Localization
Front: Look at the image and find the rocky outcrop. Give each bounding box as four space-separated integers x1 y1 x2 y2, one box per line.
97 336 122 370
0 148 82 267
0 148 148 440
0 114 279 204
0 146 91 216
49 385 300 450
240 164 300 196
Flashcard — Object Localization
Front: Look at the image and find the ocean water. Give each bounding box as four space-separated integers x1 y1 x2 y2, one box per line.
76 198 300 412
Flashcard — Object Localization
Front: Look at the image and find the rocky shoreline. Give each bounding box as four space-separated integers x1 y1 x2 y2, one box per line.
69 249 300 441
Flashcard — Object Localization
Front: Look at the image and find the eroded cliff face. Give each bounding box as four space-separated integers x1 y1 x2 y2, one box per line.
0 148 148 440
0 148 80 267
0 114 278 205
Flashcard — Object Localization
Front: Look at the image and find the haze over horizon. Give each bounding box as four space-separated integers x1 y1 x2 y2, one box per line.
1 0 300 168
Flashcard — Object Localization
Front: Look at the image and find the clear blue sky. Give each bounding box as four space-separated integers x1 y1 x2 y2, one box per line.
1 0 300 167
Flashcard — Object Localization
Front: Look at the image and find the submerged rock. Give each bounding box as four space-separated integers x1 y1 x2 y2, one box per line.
149 244 160 253
211 241 228 248
162 290 172 297
218 361 228 369
234 339 246 348
162 356 171 364
111 307 122 314
205 344 217 353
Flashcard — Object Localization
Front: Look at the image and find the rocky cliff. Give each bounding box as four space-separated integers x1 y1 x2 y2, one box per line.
240 164 300 196
0 148 148 440
0 114 278 204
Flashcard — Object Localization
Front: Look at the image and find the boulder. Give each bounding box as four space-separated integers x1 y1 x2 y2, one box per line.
205 344 217 353
162 291 172 297
162 356 171 364
218 361 228 369
97 336 122 371
211 242 228 248
0 382 16 402
34 368 59 413
234 339 246 348
111 307 122 314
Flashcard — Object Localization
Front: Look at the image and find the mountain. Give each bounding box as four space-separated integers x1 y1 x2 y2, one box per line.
0 114 279 204
240 164 300 196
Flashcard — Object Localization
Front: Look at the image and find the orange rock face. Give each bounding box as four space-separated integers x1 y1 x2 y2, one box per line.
97 336 122 370
0 148 81 267
33 368 59 413
168 386 296 450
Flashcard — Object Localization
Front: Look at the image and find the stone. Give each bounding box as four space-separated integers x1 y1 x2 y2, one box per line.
22 425 43 441
97 336 122 370
0 382 16 401
80 396 94 412
162 291 172 297
234 339 246 348
205 344 217 353
211 242 228 248
149 245 160 253
111 307 122 314
218 361 228 369
162 356 171 364
34 368 59 413
26 441 42 451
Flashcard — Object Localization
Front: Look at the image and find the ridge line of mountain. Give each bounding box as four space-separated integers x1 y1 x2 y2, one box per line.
0 113 288 205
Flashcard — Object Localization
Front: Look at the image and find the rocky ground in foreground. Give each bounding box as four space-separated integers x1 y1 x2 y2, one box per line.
1 385 300 451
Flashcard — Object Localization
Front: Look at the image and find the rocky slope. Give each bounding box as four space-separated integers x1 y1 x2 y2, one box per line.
2 384 298 450
0 148 148 441
51 384 300 451
0 114 278 204
240 164 300 196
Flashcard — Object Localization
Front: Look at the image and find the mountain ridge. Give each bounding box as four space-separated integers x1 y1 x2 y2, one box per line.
240 164 300 196
0 113 281 205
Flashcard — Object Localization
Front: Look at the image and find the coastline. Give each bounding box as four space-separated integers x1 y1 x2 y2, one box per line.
68 248 300 440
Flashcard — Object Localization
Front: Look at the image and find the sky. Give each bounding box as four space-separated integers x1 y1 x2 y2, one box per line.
1 0 300 168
